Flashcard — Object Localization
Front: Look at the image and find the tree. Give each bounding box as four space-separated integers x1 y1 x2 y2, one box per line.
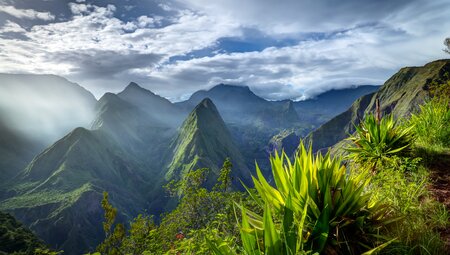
444 37 450 54
214 158 233 192
96 192 125 255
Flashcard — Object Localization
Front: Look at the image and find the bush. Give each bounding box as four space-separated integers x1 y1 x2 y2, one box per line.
210 142 395 255
346 114 414 172
408 98 450 152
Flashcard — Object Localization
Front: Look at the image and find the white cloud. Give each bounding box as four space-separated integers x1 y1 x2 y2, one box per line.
0 5 55 21
141 22 449 101
0 2 241 95
0 0 448 101
0 20 26 33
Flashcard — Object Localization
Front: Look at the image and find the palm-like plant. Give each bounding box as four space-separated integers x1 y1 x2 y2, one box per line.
208 142 394 255
346 114 413 171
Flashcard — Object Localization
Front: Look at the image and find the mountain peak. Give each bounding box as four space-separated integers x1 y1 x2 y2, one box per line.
121 82 156 95
196 98 214 110
211 84 252 93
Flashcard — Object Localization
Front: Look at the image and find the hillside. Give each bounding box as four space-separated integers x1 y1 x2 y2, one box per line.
0 128 152 254
308 59 450 151
0 211 48 254
167 98 251 186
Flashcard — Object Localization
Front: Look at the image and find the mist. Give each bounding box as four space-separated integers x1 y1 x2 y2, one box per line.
0 73 97 145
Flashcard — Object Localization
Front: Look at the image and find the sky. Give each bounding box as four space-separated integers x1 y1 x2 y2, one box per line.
0 0 449 101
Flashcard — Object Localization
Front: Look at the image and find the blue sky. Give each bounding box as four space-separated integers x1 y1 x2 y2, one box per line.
0 0 449 101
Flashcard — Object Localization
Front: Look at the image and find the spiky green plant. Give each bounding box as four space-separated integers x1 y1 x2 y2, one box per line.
209 142 394 255
346 114 413 171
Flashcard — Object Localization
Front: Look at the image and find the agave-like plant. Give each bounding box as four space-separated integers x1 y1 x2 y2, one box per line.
208 142 395 255
346 114 413 171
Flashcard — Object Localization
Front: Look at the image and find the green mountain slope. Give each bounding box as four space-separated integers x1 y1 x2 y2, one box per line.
0 127 151 254
167 98 251 185
0 211 48 254
308 59 450 151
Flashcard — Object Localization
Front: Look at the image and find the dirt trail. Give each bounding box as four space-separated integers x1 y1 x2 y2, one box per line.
427 153 450 249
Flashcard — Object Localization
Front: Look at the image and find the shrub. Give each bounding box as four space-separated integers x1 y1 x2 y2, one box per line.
346 114 414 171
210 142 395 255
408 98 450 152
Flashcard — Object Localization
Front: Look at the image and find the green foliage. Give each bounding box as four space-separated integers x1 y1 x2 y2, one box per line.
96 192 126 255
346 114 413 171
367 157 448 254
220 142 393 255
408 98 450 152
0 211 49 255
214 158 233 192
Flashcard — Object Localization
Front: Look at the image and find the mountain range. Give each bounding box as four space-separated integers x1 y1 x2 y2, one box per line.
0 72 383 253
308 59 450 152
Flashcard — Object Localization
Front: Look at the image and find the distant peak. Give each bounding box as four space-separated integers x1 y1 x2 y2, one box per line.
120 82 157 96
200 97 213 106
99 92 119 102
211 84 251 92
126 82 141 89
191 98 219 117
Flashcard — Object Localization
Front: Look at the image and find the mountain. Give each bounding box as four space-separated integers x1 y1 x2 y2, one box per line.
308 59 450 151
0 74 97 185
0 211 48 254
0 87 180 253
117 82 185 127
267 130 301 157
167 98 251 186
177 84 301 128
0 127 152 254
294 85 380 125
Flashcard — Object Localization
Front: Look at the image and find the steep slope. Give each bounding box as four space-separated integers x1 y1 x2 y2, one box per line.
0 74 97 185
0 211 48 254
308 59 450 151
91 92 175 168
1 128 152 254
117 82 185 127
167 98 251 185
294 85 379 125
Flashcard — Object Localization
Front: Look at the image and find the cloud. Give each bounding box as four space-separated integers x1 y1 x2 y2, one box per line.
0 0 448 101
0 5 55 20
140 22 449 101
0 2 241 95
0 20 26 33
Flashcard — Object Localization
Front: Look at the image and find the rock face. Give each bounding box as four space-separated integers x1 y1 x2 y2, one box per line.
308 59 450 151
